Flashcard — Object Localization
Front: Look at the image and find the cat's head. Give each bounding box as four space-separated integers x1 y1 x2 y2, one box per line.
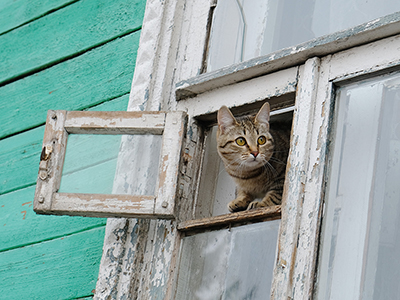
216 103 274 171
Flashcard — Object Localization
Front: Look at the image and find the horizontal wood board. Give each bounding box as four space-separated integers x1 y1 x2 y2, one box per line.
0 227 105 299
0 31 140 139
0 186 106 252
0 0 145 297
0 0 77 35
0 94 129 195
0 0 145 85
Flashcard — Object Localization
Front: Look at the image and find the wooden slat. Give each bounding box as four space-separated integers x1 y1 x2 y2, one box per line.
177 205 281 232
0 186 106 252
0 0 145 85
47 193 157 218
0 0 75 35
0 30 141 139
155 111 188 215
34 110 68 213
0 95 129 195
0 227 105 299
64 111 166 135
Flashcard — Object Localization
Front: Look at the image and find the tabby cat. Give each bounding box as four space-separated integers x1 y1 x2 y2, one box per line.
216 103 290 212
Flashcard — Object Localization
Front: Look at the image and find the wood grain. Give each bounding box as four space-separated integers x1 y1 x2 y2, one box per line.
0 31 141 139
178 205 281 232
0 185 106 252
0 227 105 299
0 0 76 35
0 0 145 84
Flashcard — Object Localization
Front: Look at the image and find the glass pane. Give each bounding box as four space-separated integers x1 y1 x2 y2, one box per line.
175 220 280 300
59 134 162 195
316 73 400 299
207 0 400 71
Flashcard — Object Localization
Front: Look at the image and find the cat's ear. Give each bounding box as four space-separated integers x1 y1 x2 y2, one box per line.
255 102 270 126
218 106 236 134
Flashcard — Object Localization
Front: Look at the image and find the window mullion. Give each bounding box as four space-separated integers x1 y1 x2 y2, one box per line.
271 57 327 299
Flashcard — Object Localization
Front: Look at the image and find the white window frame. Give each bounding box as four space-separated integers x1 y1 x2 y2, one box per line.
93 0 400 298
33 110 187 219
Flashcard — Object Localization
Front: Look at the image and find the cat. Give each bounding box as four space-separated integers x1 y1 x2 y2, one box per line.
216 102 290 212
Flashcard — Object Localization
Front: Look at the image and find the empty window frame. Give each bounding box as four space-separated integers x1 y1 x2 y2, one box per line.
33 110 187 219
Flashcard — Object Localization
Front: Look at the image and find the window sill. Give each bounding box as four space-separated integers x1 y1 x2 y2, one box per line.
177 205 281 232
175 12 400 100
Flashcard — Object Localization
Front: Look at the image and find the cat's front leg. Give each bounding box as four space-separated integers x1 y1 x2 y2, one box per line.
228 190 253 212
247 190 282 210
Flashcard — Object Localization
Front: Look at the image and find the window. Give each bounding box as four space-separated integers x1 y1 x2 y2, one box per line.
171 4 400 298
207 0 400 71
33 110 187 219
316 72 400 299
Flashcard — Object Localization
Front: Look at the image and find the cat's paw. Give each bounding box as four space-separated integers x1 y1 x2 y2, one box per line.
246 201 265 210
228 201 247 213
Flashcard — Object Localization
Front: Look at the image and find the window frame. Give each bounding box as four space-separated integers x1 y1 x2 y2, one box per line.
33 110 187 219
173 15 400 300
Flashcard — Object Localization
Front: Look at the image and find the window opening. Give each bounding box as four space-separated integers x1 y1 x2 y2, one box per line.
194 102 293 220
207 0 400 71
175 100 293 299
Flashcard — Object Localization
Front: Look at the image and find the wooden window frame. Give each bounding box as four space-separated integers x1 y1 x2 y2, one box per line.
173 31 400 300
33 110 187 219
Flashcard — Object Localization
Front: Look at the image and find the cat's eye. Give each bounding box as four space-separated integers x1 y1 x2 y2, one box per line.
235 137 247 146
257 136 267 145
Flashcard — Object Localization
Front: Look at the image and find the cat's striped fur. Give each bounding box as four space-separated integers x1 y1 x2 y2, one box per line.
216 103 290 212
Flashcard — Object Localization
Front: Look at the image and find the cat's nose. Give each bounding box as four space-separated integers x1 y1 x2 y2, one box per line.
251 151 259 158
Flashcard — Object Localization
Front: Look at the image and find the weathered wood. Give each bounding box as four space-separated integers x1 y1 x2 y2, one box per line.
0 0 75 34
49 193 156 218
155 111 187 216
176 67 297 123
34 110 187 219
0 185 106 252
175 12 400 100
65 111 166 135
177 205 281 232
0 227 105 300
0 30 141 139
0 0 145 85
34 110 68 213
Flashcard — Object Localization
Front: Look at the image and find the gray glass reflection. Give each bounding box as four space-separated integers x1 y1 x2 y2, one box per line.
208 0 400 71
175 220 280 300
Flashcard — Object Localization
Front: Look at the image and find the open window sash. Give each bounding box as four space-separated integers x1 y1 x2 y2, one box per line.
33 110 187 219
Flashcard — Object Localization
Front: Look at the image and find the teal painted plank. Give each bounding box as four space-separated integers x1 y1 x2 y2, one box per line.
0 127 44 194
0 0 145 84
0 0 77 35
61 134 121 176
0 30 140 139
0 186 106 252
0 227 105 300
60 157 119 194
0 94 130 194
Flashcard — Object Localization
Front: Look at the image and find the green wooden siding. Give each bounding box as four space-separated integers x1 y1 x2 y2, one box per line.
0 0 146 298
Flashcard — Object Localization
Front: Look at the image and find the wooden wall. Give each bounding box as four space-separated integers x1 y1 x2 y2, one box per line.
0 0 146 298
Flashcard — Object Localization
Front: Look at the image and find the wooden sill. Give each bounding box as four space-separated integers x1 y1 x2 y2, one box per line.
177 205 281 232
